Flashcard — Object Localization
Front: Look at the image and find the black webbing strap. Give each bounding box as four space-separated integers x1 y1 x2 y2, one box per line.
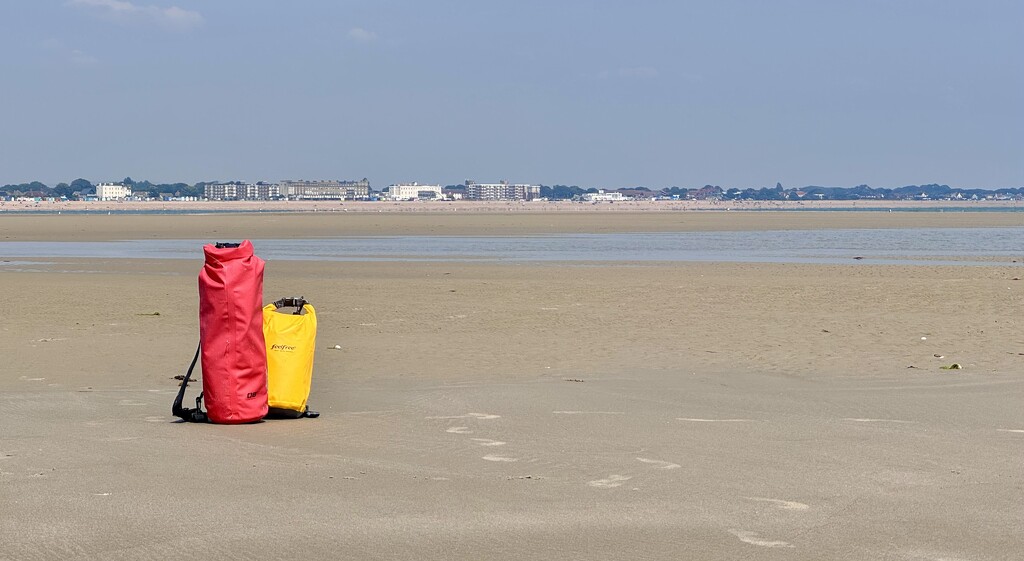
272 296 307 315
172 343 208 423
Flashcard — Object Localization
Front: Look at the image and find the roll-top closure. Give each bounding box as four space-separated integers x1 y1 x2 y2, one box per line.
203 240 254 265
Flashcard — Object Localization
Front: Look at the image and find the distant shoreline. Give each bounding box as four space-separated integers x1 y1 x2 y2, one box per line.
1 198 1022 214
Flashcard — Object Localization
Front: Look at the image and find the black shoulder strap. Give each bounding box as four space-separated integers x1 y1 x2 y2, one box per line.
172 343 208 423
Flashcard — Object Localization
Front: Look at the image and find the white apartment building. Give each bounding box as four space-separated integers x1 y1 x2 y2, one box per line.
204 182 281 201
95 183 132 201
245 182 280 200
204 182 239 200
388 183 443 200
464 180 540 201
279 179 370 200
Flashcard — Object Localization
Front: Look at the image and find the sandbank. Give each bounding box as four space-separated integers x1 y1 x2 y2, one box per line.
1 205 1022 242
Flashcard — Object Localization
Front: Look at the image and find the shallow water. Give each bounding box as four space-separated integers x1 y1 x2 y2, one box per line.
0 228 1022 266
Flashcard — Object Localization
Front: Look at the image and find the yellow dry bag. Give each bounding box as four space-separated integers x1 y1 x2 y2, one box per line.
263 297 319 418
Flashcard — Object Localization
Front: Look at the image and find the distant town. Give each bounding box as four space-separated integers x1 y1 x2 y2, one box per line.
2 177 1023 203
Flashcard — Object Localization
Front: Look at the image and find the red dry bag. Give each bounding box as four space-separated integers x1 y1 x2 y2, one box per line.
195 240 269 423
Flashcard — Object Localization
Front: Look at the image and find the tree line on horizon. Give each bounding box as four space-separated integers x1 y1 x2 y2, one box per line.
3 177 1023 201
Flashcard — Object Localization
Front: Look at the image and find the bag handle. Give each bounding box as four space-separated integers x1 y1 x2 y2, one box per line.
272 296 308 314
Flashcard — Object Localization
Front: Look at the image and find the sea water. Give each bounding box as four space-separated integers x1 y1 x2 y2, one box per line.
1 228 1022 267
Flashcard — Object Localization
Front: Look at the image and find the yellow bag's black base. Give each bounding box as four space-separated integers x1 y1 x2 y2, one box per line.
265 406 319 419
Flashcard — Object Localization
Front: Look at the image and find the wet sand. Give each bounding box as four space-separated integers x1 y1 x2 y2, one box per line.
1 211 1022 560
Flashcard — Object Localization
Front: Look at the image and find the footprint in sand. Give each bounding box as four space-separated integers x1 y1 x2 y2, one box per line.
728 529 794 548
588 475 632 488
427 413 501 420
636 457 680 470
482 454 518 462
744 497 809 511
676 418 754 423
842 418 914 424
446 426 472 434
471 438 506 447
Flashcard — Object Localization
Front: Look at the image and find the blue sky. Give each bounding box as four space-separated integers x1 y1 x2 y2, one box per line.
1 1 1021 189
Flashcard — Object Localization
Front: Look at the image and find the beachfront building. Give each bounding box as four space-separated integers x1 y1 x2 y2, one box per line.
245 182 280 200
96 183 132 201
279 179 370 200
204 182 240 200
464 180 540 201
204 182 281 201
387 183 443 201
582 190 627 202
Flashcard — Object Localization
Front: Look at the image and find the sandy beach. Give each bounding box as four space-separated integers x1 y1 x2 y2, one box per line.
2 210 1022 560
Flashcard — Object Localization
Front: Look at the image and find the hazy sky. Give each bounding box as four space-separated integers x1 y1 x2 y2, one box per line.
1 1 1021 189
